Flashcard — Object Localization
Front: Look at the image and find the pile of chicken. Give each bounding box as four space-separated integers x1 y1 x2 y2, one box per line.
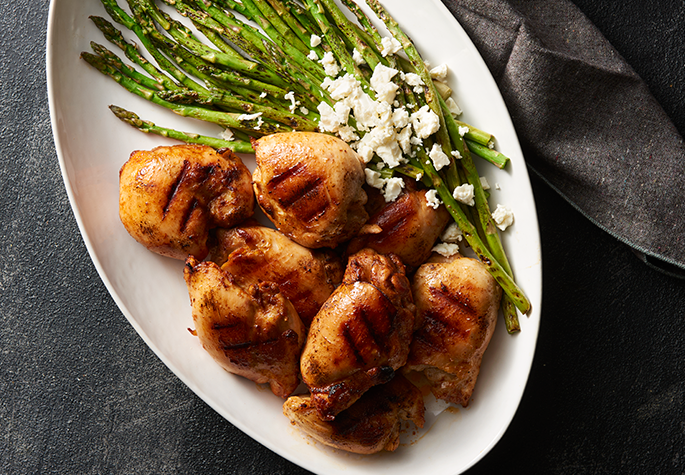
119 132 502 455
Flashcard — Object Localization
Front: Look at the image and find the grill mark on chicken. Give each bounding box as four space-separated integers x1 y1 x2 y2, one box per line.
266 163 328 224
211 321 242 330
220 337 280 351
431 283 477 315
339 289 395 366
164 161 216 234
220 329 298 352
225 251 317 319
163 159 191 219
373 195 413 238
265 162 306 192
413 312 450 352
274 268 315 311
414 285 477 350
180 197 199 233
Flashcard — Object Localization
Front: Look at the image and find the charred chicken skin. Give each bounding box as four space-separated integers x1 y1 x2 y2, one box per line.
184 256 305 398
404 253 501 406
283 374 425 454
119 144 254 260
252 132 369 249
209 222 344 327
300 248 415 421
346 187 452 269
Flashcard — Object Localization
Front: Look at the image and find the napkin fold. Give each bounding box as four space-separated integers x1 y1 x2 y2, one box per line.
441 0 685 276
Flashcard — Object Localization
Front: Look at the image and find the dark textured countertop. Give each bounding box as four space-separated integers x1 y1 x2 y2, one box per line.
1 0 684 473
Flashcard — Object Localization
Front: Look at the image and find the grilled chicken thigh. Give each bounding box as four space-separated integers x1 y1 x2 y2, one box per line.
301 249 415 421
283 375 425 454
184 256 305 398
404 253 501 406
252 132 369 249
119 144 254 260
346 188 452 269
209 223 344 327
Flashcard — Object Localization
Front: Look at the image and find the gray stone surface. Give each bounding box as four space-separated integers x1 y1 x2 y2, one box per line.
0 1 683 474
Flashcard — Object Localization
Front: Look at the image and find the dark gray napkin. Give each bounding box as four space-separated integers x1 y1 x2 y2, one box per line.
441 0 685 276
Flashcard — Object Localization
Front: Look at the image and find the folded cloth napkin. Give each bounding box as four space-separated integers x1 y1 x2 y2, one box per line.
441 0 685 276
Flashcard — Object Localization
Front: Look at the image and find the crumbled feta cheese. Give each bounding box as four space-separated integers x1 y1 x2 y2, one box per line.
351 92 382 131
392 107 409 129
495 182 501 190
317 102 348 133
370 64 400 104
319 51 340 77
410 135 423 146
355 144 374 163
383 177 405 202
397 125 413 154
299 106 309 115
492 204 514 231
425 189 442 209
441 222 463 242
238 112 262 121
310 34 322 47
307 50 318 61
451 150 462 160
429 143 450 171
480 176 490 190
432 242 460 257
453 183 475 206
324 74 359 101
364 170 404 202
259 91 268 98
334 101 352 123
352 48 365 65
380 36 402 56
364 168 384 189
220 128 234 141
403 72 424 87
321 76 334 90
377 100 393 125
445 97 462 116
284 91 300 112
254 116 264 129
410 105 440 139
357 125 403 168
488 141 495 149
337 124 359 143
429 63 448 81
415 172 423 181
458 125 469 137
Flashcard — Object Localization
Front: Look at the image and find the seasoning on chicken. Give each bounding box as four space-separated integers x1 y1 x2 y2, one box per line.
283 374 425 454
252 132 369 249
300 248 415 421
184 256 305 398
209 222 344 327
404 253 501 406
346 187 452 269
118 144 254 260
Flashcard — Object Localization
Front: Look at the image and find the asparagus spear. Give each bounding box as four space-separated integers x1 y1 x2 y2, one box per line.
466 140 510 169
110 105 254 153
